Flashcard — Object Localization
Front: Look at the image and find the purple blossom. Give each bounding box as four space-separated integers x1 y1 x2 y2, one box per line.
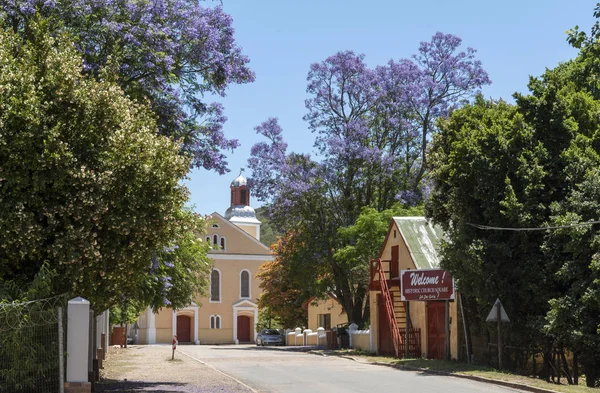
2 0 255 173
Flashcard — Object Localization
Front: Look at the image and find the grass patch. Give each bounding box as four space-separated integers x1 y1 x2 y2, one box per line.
318 350 597 393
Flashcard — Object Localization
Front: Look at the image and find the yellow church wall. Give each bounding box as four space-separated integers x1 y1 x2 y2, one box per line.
154 307 173 343
195 257 265 310
198 328 234 344
234 224 257 239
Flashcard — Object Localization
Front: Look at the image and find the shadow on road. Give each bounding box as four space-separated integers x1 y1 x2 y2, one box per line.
96 379 188 393
209 345 322 353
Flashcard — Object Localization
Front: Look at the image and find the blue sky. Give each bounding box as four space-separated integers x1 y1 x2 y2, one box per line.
186 0 596 215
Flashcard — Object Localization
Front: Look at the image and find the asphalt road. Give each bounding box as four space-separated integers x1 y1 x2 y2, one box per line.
179 345 529 393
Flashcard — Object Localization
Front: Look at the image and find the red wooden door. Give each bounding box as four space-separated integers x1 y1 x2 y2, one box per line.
377 294 395 355
177 315 191 343
237 316 251 343
426 301 446 359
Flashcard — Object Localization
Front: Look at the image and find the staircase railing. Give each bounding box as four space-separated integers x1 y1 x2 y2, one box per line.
375 258 402 358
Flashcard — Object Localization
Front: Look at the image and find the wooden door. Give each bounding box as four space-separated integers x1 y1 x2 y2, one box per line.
177 315 191 343
426 301 446 359
237 315 251 343
377 294 395 355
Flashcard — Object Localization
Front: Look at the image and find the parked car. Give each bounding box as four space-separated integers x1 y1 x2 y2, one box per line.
256 329 284 346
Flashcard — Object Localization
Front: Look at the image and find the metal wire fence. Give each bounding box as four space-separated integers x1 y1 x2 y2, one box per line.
0 295 67 393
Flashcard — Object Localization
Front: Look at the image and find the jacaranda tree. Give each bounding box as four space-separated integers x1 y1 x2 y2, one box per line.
249 33 488 326
1 0 255 173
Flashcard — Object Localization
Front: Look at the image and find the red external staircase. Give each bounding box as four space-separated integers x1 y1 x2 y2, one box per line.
370 258 421 358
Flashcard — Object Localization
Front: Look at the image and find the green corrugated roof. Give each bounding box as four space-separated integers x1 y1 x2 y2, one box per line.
393 217 444 269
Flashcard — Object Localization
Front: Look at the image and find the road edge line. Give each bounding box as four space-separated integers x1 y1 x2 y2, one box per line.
178 349 260 393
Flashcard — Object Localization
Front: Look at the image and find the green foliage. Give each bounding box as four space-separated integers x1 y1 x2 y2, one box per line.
0 18 203 312
256 236 308 329
256 207 279 248
255 306 284 332
428 97 554 368
427 31 600 380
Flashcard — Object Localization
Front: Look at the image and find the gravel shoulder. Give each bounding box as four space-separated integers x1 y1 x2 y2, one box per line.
97 345 254 393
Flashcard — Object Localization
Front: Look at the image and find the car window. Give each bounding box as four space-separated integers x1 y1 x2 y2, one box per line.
263 329 280 335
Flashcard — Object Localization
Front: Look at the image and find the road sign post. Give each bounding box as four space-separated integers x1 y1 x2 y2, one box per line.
486 298 509 370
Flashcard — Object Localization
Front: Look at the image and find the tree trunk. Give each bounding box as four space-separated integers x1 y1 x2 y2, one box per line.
573 352 578 385
583 363 598 388
560 349 573 385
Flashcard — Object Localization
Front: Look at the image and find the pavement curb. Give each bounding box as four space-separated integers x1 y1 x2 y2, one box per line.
315 351 562 393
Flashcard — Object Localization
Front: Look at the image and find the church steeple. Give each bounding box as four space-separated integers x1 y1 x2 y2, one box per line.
230 168 249 207
224 169 261 240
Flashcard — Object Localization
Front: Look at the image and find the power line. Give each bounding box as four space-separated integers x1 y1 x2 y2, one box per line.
467 220 600 231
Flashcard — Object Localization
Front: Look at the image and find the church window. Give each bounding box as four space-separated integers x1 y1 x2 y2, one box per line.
240 270 250 298
210 315 221 329
220 237 226 250
240 189 247 205
213 234 218 245
210 269 221 302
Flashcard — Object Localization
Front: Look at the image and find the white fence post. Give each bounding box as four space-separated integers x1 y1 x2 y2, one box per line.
294 327 301 345
348 323 358 349
65 297 91 392
317 327 325 347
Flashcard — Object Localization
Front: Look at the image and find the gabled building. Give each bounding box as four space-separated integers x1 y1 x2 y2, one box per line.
136 171 273 345
369 217 459 359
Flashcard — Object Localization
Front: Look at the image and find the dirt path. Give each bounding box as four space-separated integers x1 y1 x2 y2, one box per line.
97 345 255 393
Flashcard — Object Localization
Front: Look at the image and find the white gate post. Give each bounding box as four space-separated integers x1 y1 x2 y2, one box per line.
348 323 358 348
65 297 91 393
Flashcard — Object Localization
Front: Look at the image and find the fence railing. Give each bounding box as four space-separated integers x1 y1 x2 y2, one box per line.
0 295 68 393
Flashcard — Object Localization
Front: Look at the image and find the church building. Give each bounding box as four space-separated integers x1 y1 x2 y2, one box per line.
135 170 273 344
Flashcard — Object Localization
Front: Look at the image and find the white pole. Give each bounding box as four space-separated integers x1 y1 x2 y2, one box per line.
66 297 90 383
58 306 64 393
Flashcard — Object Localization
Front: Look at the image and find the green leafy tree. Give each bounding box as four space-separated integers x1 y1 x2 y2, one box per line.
427 97 556 370
516 36 600 384
0 19 203 311
428 52 600 381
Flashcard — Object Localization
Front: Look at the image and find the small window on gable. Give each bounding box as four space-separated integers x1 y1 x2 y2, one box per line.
220 237 225 251
394 230 396 238
212 223 219 228
213 234 218 245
